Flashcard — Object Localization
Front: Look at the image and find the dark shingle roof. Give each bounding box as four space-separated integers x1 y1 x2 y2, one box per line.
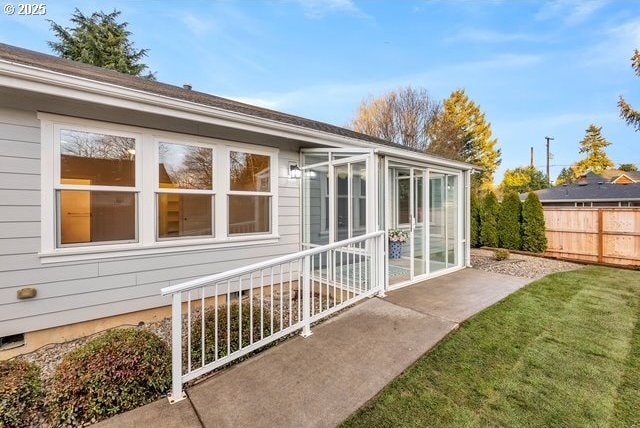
0 43 472 168
523 182 640 202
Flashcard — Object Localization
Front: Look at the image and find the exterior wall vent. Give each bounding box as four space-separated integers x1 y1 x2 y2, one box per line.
0 333 25 350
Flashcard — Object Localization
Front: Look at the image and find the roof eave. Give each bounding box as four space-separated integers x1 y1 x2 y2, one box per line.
0 58 476 171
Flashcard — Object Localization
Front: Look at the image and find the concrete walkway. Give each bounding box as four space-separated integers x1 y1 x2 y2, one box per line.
96 268 531 428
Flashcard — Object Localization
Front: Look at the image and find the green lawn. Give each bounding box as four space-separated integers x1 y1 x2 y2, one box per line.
342 266 640 428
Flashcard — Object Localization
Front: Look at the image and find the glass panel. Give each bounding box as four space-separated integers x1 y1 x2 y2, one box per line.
60 129 135 187
446 175 458 268
335 164 349 241
430 173 446 273
388 167 411 286
397 174 410 225
230 152 270 192
413 170 426 277
157 194 212 238
228 195 271 234
303 164 329 246
58 190 136 245
352 162 366 237
158 142 212 190
303 153 328 166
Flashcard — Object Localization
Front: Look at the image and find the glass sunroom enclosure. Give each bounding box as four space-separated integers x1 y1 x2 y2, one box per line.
301 148 471 290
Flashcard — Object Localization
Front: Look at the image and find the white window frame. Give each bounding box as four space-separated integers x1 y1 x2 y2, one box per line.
227 147 276 236
39 113 279 263
155 138 216 241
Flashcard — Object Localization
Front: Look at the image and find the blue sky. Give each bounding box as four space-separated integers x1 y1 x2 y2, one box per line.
2 0 639 183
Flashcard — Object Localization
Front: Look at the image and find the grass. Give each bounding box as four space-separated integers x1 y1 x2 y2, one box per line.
342 266 640 428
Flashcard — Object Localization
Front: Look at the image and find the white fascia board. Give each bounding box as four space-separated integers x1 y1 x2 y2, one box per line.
0 59 474 172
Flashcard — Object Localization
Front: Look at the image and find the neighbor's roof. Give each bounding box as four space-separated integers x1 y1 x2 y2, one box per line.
0 43 474 169
524 182 640 202
599 169 640 183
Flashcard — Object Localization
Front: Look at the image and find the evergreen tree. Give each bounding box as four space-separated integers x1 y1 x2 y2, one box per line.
48 9 155 79
521 192 547 253
442 89 501 192
480 191 499 247
572 124 614 177
500 166 549 194
498 192 522 250
555 167 576 185
619 49 640 131
618 163 638 172
470 192 481 247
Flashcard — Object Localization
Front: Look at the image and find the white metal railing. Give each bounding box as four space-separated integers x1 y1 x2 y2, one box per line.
160 231 385 402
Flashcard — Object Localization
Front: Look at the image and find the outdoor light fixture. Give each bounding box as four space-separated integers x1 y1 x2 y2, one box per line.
289 163 302 179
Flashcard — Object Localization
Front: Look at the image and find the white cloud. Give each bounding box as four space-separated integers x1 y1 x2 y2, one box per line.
292 0 366 19
445 28 542 44
536 0 610 25
180 12 215 37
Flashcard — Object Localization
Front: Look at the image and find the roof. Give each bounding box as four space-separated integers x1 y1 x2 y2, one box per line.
523 182 640 202
581 170 640 184
0 43 473 169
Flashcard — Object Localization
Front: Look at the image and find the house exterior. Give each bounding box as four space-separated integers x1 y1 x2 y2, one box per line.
0 43 474 358
525 171 640 208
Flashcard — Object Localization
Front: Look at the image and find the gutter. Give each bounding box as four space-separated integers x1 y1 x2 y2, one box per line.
0 59 475 172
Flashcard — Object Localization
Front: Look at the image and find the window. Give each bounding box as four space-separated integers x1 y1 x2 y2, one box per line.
228 151 272 235
157 142 214 239
41 115 279 259
56 128 138 246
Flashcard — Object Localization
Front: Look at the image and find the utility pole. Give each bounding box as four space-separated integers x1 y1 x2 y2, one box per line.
530 146 534 167
545 136 554 185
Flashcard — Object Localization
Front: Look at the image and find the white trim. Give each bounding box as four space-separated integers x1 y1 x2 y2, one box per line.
39 114 280 262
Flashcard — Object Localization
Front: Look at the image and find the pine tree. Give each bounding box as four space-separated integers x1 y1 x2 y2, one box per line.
555 167 575 185
48 9 155 79
619 49 640 131
480 191 499 247
521 192 547 253
442 89 501 192
470 192 481 247
618 163 638 172
573 125 614 177
498 192 522 250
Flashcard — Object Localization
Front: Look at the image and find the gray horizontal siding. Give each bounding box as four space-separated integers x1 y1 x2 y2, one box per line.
0 107 302 338
0 173 40 190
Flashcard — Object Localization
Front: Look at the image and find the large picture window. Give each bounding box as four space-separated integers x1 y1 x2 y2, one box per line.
57 129 138 246
42 115 279 258
157 142 214 239
229 151 272 235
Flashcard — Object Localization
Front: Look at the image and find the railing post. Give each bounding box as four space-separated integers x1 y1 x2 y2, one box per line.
168 292 186 403
301 254 313 337
376 235 386 297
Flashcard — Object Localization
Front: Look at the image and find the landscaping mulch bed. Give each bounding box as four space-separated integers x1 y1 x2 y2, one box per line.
471 248 582 279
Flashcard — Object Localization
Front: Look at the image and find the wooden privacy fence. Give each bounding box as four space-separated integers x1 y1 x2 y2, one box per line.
543 208 640 267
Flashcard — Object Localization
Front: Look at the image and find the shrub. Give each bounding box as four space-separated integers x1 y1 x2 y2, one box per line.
191 302 272 367
470 193 481 247
494 248 510 261
48 328 171 427
522 192 548 253
498 191 523 250
0 359 42 427
480 191 499 247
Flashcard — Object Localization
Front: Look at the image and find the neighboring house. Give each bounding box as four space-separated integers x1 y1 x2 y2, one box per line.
523 170 640 208
0 43 474 358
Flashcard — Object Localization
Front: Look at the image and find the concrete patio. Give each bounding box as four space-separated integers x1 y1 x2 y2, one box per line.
96 268 531 428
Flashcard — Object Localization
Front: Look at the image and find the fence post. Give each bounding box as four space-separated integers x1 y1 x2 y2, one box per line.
168 293 186 403
301 254 313 337
597 209 604 263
